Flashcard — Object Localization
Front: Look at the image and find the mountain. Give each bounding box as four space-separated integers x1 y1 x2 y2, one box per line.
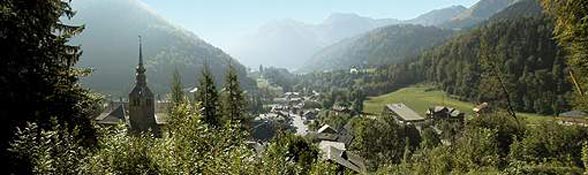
301 24 453 72
415 0 569 114
441 0 518 29
227 13 402 69
406 5 467 26
70 0 253 96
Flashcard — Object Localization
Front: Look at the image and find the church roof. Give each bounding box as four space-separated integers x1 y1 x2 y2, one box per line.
96 104 126 125
95 102 171 125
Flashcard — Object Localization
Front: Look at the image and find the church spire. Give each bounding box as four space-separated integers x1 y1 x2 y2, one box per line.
136 35 146 86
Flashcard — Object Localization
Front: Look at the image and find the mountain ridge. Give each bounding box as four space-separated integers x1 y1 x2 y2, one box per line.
70 0 254 96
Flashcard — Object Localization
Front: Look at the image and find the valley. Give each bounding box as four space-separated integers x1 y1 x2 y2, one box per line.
2 0 588 174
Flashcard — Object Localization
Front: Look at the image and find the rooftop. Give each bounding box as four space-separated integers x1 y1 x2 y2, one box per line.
321 145 366 174
560 110 587 118
386 103 424 121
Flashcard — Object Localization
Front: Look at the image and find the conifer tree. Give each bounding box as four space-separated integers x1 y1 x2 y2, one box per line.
0 0 98 172
541 0 588 109
221 63 248 125
170 69 184 107
196 63 220 127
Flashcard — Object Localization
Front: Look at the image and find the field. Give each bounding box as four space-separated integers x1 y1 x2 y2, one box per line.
363 84 554 124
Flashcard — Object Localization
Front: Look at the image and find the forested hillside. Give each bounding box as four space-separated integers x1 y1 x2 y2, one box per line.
71 0 254 96
419 0 570 114
302 24 453 72
297 0 572 115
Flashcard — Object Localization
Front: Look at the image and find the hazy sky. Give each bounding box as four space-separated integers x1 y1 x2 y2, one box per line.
141 0 479 49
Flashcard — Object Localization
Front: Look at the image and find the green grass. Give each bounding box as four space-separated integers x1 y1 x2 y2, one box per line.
363 84 554 124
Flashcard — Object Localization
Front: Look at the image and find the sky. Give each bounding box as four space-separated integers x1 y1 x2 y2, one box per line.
141 0 479 50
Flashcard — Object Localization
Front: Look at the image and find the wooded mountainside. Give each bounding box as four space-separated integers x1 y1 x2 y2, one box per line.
297 0 572 115
71 0 255 96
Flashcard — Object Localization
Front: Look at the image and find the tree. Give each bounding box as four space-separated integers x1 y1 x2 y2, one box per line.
170 69 184 107
0 0 99 173
221 63 248 125
196 64 220 127
351 87 366 115
541 0 588 109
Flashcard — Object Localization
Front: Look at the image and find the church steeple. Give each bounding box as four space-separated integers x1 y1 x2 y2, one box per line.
136 35 147 86
128 36 160 137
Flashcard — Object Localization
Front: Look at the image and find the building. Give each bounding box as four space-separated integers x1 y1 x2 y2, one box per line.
95 37 161 137
426 106 465 123
557 110 588 126
316 124 354 147
320 145 366 174
384 103 425 126
316 124 365 174
473 102 490 116
332 105 352 115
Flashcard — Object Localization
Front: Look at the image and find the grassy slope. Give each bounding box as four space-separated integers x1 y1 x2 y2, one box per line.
363 84 553 123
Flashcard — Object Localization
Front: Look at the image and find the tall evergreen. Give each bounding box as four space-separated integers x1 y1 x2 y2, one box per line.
0 0 98 173
351 87 366 115
170 69 184 107
222 63 248 125
196 64 220 127
541 0 588 109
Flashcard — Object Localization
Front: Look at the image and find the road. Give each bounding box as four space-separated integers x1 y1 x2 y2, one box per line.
290 112 308 136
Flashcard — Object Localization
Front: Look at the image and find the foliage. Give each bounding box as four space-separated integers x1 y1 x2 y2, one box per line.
351 115 421 170
170 69 185 107
315 111 352 131
221 63 249 125
0 0 99 172
421 14 571 115
419 127 441 149
509 121 588 167
196 64 221 126
383 128 501 174
468 112 526 166
9 120 90 175
541 0 588 110
260 67 298 92
258 132 320 174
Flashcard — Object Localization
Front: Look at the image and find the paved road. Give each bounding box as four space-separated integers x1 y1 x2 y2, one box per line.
290 113 308 136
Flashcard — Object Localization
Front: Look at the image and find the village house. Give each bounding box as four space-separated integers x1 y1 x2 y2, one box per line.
316 124 365 174
556 110 588 126
302 108 319 120
383 103 426 128
426 106 465 124
332 105 352 115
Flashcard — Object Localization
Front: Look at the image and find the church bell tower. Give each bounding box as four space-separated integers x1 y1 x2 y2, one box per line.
128 36 160 136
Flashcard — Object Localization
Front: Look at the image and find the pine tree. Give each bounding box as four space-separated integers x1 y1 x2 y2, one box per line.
196 64 220 127
0 0 98 173
351 87 366 115
221 63 248 125
541 0 588 109
170 69 184 107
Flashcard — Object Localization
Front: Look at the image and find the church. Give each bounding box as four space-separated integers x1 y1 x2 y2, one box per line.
95 37 164 137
